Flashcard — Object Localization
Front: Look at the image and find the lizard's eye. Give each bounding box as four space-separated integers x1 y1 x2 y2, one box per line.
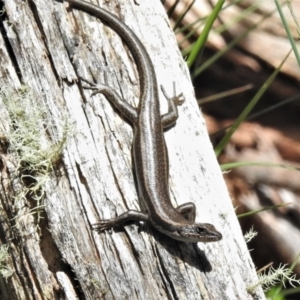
196 227 205 234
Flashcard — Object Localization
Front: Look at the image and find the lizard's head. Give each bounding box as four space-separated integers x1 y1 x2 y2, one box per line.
171 223 222 243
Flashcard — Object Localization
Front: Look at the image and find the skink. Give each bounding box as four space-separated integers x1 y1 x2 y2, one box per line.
64 0 222 243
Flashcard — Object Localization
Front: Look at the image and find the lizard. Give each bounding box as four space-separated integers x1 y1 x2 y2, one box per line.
63 0 222 243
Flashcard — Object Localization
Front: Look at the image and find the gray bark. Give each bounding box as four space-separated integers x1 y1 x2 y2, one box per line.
0 0 264 299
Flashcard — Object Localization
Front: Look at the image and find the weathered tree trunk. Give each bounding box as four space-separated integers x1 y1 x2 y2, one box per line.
0 0 265 299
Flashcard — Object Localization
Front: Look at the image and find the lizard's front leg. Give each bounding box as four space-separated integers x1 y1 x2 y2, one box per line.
92 210 149 232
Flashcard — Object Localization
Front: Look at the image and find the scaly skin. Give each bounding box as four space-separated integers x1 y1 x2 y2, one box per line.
64 0 222 243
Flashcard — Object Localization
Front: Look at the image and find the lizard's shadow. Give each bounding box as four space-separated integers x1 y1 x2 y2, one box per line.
111 223 212 272
150 227 213 273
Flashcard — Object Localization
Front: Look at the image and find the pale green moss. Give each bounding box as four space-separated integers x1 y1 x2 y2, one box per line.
0 86 73 227
248 264 300 293
0 244 14 280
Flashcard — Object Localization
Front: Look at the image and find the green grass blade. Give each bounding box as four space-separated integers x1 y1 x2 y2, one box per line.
287 1 300 37
220 161 300 171
274 0 300 68
209 92 300 140
215 1 260 35
187 0 225 68
167 0 180 19
238 203 291 218
214 49 292 157
173 0 196 31
178 18 206 49
198 84 253 105
194 8 276 76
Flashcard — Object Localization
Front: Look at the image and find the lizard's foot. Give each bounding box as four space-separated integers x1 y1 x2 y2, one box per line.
92 220 115 233
161 81 185 106
92 210 149 233
78 77 107 96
